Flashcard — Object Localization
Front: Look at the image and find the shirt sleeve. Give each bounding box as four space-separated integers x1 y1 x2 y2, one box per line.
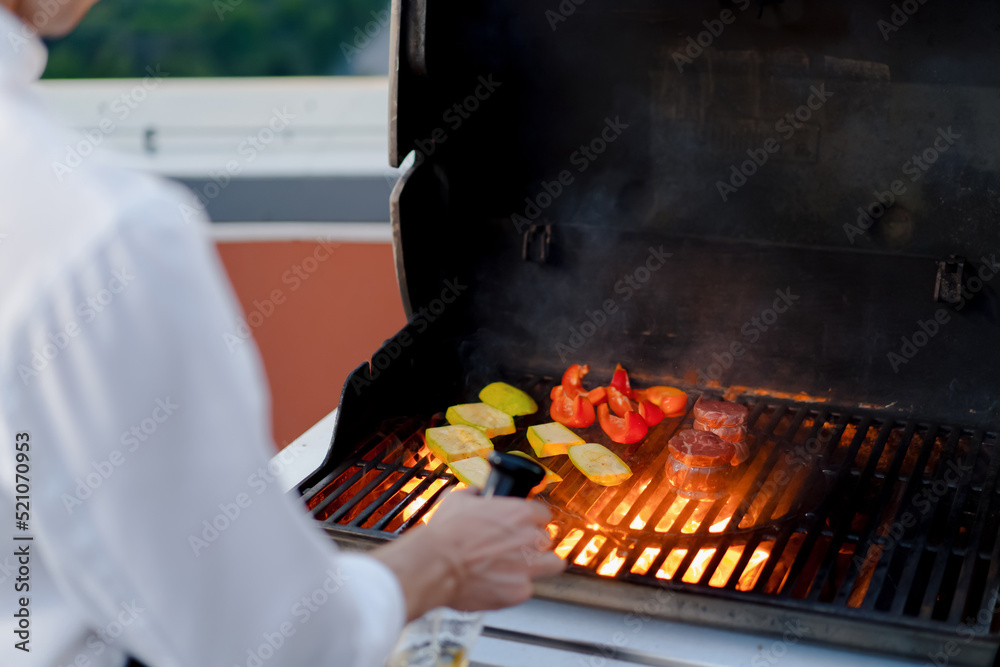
0 176 405 667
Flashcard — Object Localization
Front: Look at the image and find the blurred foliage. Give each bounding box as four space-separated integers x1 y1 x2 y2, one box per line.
42 0 389 78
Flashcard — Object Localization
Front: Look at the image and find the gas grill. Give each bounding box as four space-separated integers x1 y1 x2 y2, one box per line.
304 389 1000 663
298 0 1000 663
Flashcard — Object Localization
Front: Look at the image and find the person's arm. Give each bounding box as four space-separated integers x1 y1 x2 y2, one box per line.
373 492 565 622
2 175 563 667
2 179 402 667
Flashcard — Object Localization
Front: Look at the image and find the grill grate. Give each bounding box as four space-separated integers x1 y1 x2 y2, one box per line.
300 381 1000 660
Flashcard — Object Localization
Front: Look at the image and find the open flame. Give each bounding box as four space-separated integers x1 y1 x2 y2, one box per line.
399 477 464 524
631 547 661 575
395 446 473 525
649 542 771 590
405 446 775 590
597 550 628 577
553 498 773 590
575 535 607 566
554 529 584 559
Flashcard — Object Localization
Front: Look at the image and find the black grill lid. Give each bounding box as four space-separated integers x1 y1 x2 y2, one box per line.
379 0 1000 434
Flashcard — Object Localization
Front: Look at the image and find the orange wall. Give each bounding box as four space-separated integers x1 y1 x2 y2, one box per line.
216 240 406 449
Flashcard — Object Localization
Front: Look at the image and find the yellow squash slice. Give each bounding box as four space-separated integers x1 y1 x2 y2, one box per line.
479 382 539 416
446 403 516 437
526 422 585 457
448 456 492 489
425 425 494 463
568 443 632 486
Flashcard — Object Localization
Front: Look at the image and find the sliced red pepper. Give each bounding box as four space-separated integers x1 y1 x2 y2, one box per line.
638 400 665 426
550 385 596 428
606 385 637 418
597 403 648 444
581 385 607 406
644 386 688 416
610 364 633 399
561 364 590 399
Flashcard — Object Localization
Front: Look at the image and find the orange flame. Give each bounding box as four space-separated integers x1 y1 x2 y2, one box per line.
656 549 688 580
399 478 456 524
590 496 773 589
597 550 628 577
575 536 607 566
554 529 584 559
607 481 650 526
630 547 661 575
545 522 559 540
737 546 771 591
647 544 770 589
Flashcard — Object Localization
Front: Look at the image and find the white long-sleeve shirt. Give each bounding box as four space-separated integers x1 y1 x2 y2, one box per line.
0 9 404 666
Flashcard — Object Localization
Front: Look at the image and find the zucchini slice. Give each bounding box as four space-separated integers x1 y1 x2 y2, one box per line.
446 403 516 438
526 422 585 458
568 443 632 486
425 425 494 463
448 456 492 489
479 382 539 416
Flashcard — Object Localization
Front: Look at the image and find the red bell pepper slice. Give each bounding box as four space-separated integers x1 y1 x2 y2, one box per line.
561 364 590 399
581 385 607 406
644 386 688 416
597 403 648 444
606 386 637 418
610 364 633 398
638 400 665 426
550 385 596 428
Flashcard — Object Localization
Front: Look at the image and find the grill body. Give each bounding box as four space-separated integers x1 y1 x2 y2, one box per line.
302 1 1000 663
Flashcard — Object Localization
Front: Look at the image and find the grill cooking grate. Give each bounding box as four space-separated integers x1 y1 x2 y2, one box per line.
301 379 1000 656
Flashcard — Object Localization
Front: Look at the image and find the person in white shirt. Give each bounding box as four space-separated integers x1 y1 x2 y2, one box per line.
0 2 565 666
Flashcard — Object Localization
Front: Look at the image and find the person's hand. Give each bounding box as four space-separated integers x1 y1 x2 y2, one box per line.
423 491 566 611
371 490 566 621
